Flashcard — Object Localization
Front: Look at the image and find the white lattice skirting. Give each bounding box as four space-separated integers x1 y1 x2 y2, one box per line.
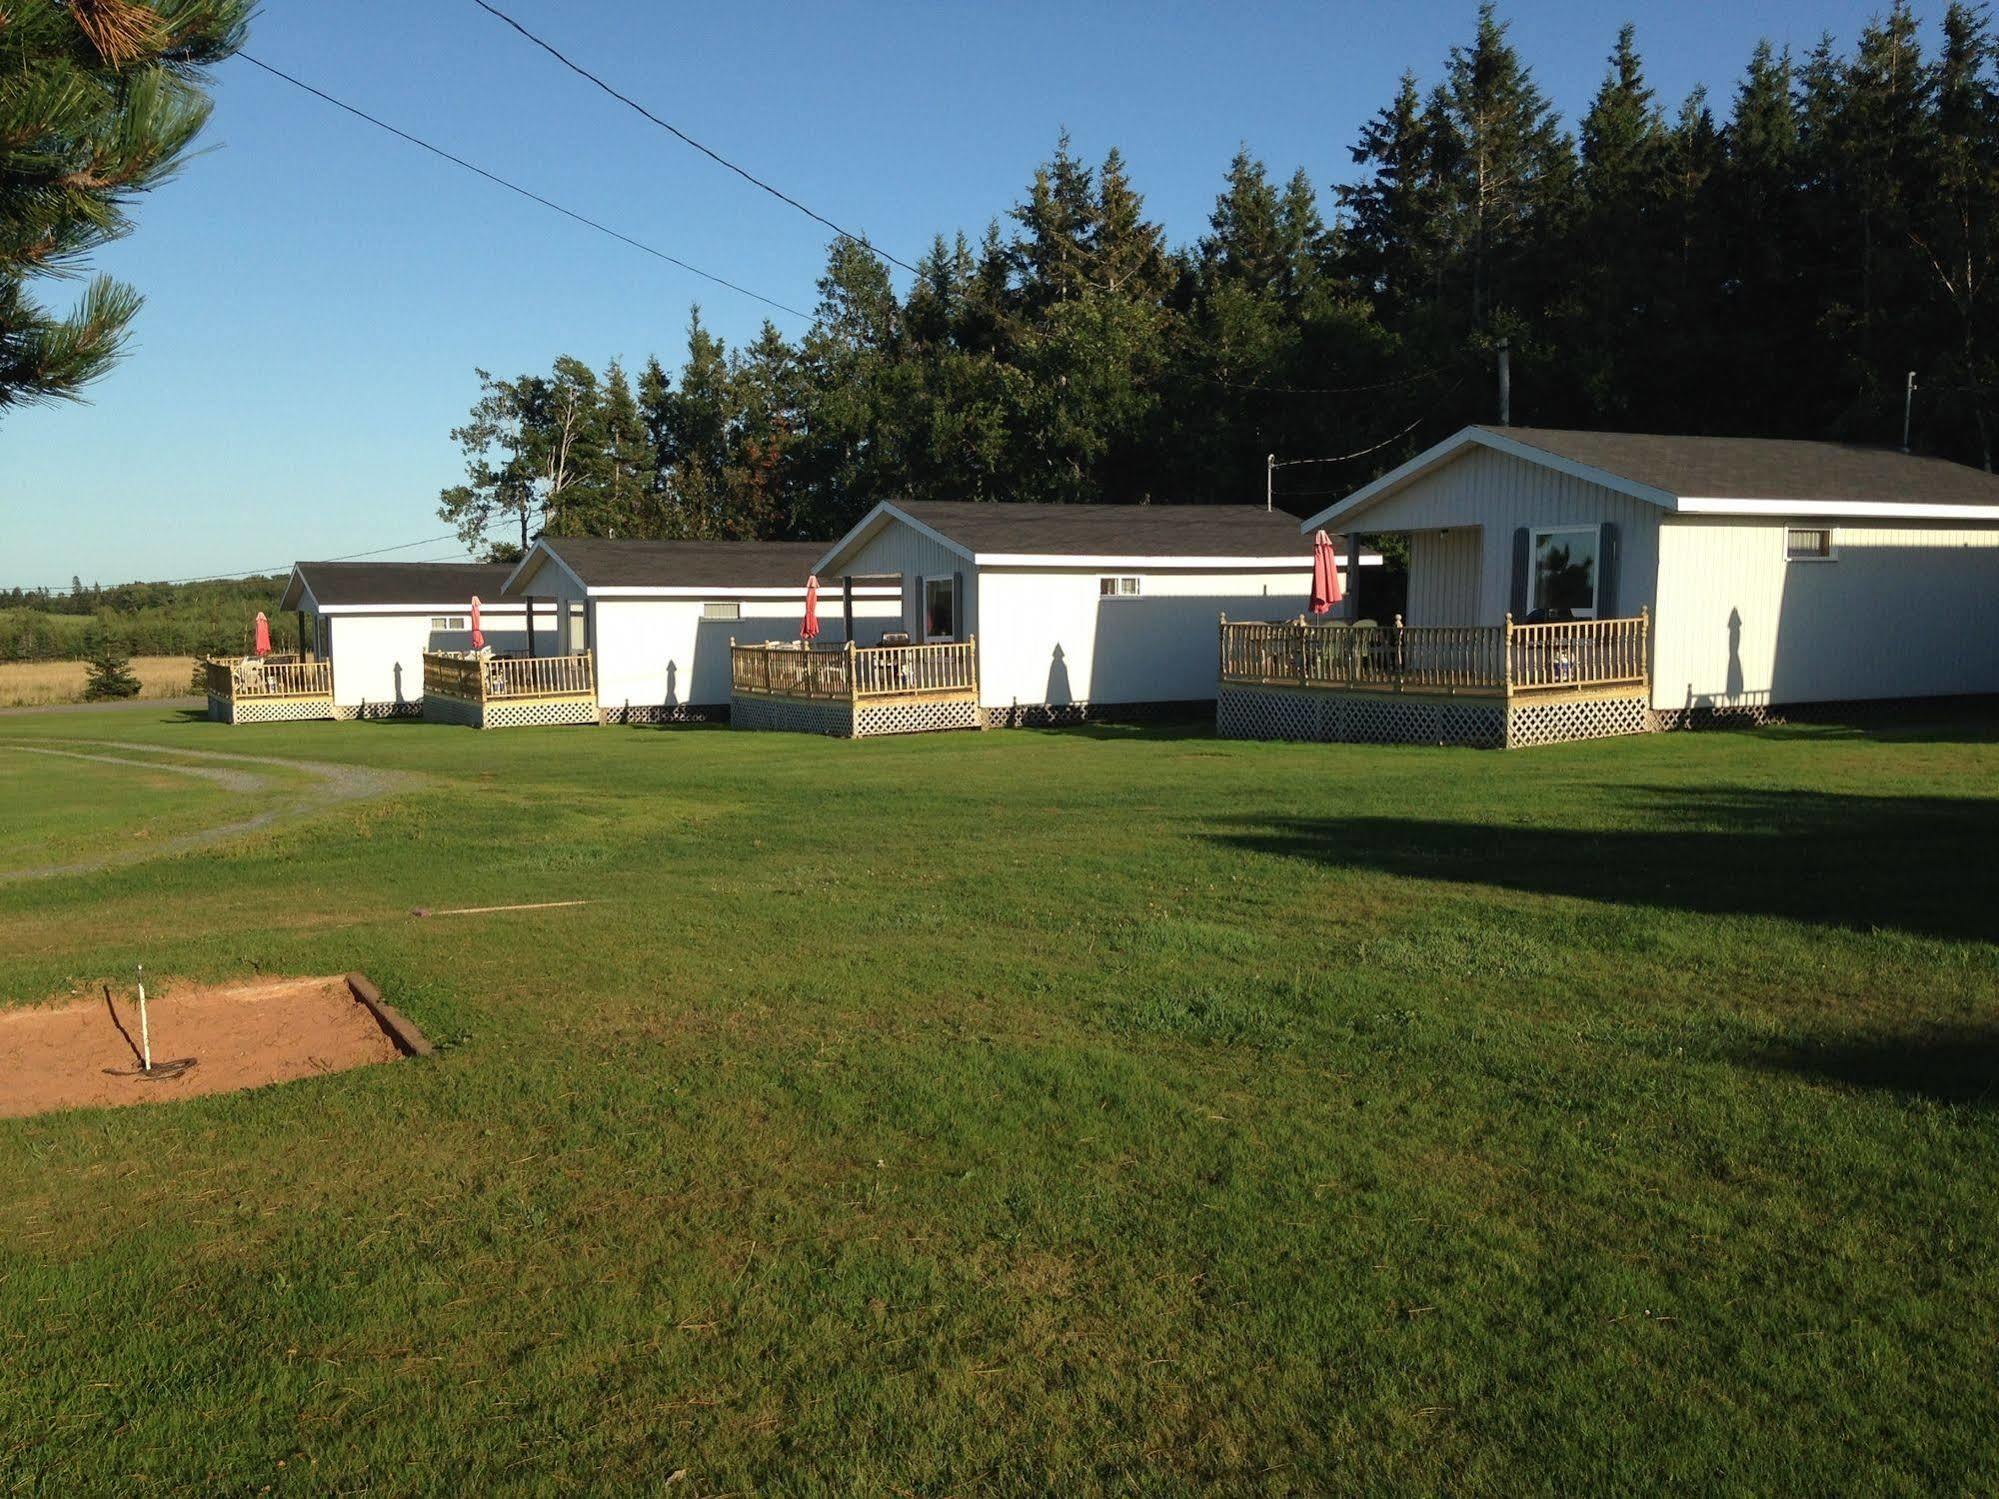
731 694 985 738
731 694 855 737
421 694 600 729
208 694 341 725
1504 694 1653 748
853 700 982 737
1217 685 1653 750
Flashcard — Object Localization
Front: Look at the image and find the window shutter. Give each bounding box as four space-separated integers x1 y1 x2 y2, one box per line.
953 571 966 641
1597 523 1620 618
1509 527 1531 616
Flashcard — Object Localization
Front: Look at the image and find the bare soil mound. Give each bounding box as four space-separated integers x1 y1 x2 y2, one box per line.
0 975 405 1120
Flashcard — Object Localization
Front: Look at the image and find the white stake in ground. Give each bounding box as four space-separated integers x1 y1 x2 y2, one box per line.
136 964 151 1073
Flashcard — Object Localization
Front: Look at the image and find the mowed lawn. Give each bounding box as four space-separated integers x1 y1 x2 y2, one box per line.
0 708 1994 1494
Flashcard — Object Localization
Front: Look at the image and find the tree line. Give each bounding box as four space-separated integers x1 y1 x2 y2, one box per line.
431 1 1997 554
0 576 284 661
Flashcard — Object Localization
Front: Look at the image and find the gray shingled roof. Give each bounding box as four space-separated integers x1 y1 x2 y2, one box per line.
1484 426 1999 506
885 501 1320 558
288 561 516 609
520 538 843 591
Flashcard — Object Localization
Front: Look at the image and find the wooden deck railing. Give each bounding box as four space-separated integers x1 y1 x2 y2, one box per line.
1219 611 1649 697
730 639 979 703
422 651 595 702
203 657 333 700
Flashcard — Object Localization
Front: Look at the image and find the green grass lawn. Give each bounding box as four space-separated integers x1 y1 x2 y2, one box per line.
0 708 1994 1494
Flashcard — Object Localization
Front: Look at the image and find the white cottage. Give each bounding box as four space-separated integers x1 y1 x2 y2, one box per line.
235 561 539 720
728 501 1373 736
1216 425 1999 749
500 538 900 723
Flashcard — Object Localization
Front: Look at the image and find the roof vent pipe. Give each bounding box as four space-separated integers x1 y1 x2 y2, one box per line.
1496 339 1512 427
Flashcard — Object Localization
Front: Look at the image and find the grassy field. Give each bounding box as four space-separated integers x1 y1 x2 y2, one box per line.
0 707 1994 1494
0 656 196 707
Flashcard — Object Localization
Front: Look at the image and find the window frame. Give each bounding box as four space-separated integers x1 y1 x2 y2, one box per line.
921 574 957 643
701 600 741 621
1528 524 1602 620
1099 575 1141 598
429 615 467 631
1785 526 1839 563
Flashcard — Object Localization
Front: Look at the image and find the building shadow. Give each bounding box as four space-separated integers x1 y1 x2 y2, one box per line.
1205 786 1999 944
1739 1025 1999 1108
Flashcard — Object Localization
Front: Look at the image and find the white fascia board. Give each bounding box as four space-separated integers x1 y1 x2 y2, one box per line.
1676 496 1999 521
1299 426 1678 532
971 554 1325 570
314 601 537 617
279 567 315 614
580 584 901 600
815 502 976 575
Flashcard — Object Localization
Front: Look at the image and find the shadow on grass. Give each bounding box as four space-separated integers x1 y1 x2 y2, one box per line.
1743 1026 1999 1107
1739 702 1999 746
1020 716 1218 743
1207 787 1999 943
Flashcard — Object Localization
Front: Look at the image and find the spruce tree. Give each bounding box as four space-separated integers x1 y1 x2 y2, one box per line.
0 0 249 410
82 633 140 700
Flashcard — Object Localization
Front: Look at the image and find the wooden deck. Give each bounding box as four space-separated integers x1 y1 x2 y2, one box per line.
730 639 982 737
203 656 336 723
730 639 979 707
421 651 598 728
1218 613 1650 701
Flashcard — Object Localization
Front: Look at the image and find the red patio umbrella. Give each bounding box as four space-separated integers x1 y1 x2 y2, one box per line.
801 574 821 640
252 611 272 656
1309 530 1344 615
469 595 486 649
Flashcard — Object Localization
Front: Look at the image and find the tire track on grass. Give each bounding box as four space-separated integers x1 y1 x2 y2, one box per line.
0 739 421 883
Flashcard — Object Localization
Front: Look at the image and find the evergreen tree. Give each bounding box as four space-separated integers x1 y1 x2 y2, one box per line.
0 0 249 410
593 359 652 535
1432 2 1575 340
82 632 140 699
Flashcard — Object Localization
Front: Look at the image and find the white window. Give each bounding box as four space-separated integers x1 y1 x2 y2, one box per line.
430 615 467 631
1099 576 1141 598
1786 527 1836 561
702 601 741 620
922 576 957 641
1530 526 1600 619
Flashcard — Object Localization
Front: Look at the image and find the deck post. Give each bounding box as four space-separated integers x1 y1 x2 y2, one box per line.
1503 613 1516 698
1393 613 1405 691
845 639 857 705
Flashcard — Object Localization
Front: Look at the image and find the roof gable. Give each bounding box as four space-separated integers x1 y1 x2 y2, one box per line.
1302 425 1999 530
286 561 514 609
817 500 1319 574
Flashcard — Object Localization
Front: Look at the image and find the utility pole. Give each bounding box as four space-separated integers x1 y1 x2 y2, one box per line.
1902 370 1918 453
1496 339 1512 427
1265 452 1275 513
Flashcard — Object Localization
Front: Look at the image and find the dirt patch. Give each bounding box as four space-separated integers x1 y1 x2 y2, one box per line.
0 975 406 1120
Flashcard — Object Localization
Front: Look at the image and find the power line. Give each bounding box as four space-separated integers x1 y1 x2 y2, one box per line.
237 53 812 323
468 0 924 280
12 534 476 594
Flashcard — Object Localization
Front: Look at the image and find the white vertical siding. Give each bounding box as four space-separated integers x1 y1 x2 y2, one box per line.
1353 446 1664 622
978 565 1311 708
1405 528 1482 624
591 594 901 710
324 607 536 708
1652 518 1999 709
833 520 977 637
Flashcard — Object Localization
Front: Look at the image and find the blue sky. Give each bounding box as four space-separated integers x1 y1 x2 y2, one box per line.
4 0 1910 586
